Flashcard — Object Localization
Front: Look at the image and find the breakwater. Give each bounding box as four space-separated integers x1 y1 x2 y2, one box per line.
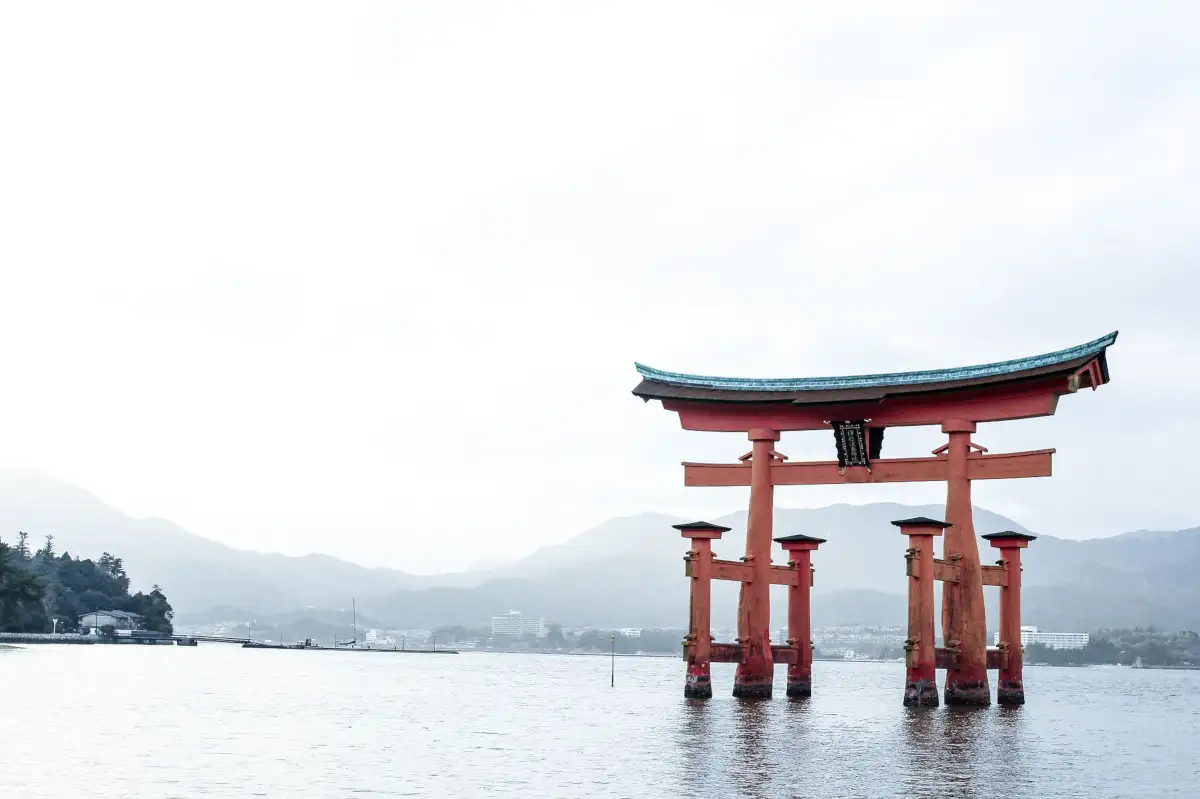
0 633 95 644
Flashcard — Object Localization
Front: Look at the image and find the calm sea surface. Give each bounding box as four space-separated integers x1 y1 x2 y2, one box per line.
3 645 1198 798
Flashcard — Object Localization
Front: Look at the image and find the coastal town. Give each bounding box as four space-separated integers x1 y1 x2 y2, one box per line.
173 609 1093 662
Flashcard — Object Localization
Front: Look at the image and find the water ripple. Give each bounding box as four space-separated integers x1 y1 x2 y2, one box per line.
2 647 1196 797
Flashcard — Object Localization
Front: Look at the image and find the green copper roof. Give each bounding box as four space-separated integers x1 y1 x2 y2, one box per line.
635 332 1117 393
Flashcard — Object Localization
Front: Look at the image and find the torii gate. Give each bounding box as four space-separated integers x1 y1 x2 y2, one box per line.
633 332 1116 703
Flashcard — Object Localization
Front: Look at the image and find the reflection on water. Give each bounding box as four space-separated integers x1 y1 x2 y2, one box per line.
3 647 1197 798
677 699 712 798
731 700 769 799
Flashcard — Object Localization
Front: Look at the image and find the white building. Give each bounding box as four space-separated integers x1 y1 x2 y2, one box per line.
994 625 1089 650
521 615 546 639
80 610 141 632
491 611 546 639
492 611 522 637
618 628 642 638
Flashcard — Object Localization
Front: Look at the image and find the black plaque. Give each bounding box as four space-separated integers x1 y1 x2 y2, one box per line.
833 421 870 468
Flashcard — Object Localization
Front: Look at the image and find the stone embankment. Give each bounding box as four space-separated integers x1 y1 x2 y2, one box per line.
0 632 95 644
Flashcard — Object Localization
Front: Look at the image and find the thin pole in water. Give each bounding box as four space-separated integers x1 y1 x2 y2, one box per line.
611 634 615 687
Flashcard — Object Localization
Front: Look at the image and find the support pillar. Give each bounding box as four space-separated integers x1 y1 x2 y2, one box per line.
893 517 950 707
734 428 779 698
983 531 1037 705
774 534 825 697
675 521 730 699
940 419 991 705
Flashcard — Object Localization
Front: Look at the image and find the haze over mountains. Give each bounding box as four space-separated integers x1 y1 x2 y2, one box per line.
2 470 1198 633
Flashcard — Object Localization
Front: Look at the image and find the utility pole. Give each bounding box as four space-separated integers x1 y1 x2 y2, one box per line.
611 634 616 687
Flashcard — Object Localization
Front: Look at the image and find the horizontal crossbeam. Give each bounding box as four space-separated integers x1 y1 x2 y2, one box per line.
706 643 797 664
980 564 1007 587
936 647 1008 670
664 377 1066 432
707 559 800 586
684 449 1054 487
933 558 960 584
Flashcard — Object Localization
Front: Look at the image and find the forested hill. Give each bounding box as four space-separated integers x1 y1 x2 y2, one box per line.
0 532 174 634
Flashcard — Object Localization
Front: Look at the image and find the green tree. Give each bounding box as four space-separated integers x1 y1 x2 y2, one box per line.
0 540 46 631
1 534 174 635
127 585 174 634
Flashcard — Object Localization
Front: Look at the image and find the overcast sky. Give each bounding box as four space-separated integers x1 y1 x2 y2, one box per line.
1 2 1197 573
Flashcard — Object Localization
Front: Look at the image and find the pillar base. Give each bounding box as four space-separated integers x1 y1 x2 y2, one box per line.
786 665 811 697
996 679 1025 705
733 640 774 698
944 679 991 706
786 680 811 698
903 679 940 707
732 667 773 698
684 664 712 699
732 679 773 699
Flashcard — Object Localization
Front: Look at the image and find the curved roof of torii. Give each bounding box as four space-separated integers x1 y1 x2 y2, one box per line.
633 331 1117 405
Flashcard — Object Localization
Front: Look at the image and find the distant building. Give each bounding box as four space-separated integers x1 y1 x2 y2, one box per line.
618 628 642 638
80 610 140 632
994 625 1089 650
522 616 546 638
492 611 523 637
491 611 546 639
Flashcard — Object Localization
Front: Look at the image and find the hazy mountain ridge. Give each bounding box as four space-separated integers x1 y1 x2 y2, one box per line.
3 471 1199 631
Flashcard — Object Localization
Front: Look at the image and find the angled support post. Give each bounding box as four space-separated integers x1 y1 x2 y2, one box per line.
774 533 826 697
675 521 731 699
983 531 1037 705
893 516 952 707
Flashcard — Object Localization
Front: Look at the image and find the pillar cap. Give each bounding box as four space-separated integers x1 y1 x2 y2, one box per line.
673 520 731 539
982 530 1037 547
774 533 826 550
891 516 952 529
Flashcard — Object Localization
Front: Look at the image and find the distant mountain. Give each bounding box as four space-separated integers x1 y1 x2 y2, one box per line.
356 506 1200 632
0 470 428 614
3 470 1199 632
354 503 1030 629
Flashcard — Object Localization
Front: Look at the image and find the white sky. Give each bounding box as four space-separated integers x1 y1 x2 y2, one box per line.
1 2 1197 573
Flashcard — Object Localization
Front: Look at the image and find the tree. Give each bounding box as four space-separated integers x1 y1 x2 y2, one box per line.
546 623 567 649
127 585 174 635
1 535 173 635
0 541 46 631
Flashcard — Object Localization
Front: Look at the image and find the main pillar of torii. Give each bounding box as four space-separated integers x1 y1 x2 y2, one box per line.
634 332 1116 702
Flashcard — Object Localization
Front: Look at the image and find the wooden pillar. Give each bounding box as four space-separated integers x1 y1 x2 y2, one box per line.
893 517 950 706
983 531 1036 705
940 419 991 705
775 534 825 697
734 428 779 698
675 521 730 699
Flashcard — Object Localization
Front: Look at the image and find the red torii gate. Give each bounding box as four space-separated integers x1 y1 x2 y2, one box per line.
634 332 1116 703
